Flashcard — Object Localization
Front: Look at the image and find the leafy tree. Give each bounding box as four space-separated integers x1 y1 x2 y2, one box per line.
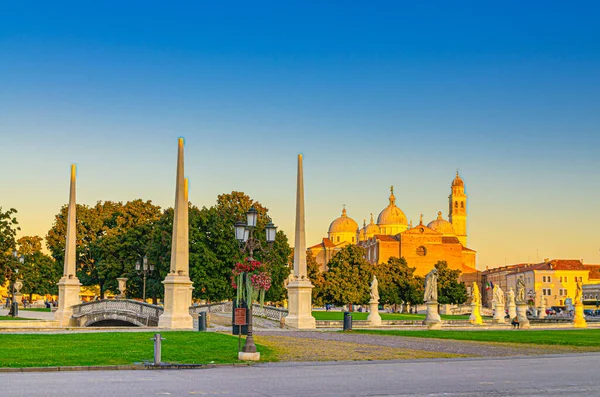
16 236 43 255
435 261 468 305
372 256 423 311
0 207 20 285
307 250 326 307
323 245 372 306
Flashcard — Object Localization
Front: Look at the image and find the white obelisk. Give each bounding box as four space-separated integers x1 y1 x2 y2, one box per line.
285 154 316 329
158 138 194 329
54 164 82 326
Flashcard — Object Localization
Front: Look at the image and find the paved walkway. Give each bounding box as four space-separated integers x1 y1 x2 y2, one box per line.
258 330 588 357
0 308 55 320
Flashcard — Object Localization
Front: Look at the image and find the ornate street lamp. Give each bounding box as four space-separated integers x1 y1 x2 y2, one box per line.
136 254 154 302
234 207 277 357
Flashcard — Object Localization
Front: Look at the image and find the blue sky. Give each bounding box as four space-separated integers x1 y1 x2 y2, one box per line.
1 1 599 267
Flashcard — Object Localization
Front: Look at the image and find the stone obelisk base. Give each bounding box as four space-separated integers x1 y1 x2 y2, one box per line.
285 278 316 329
573 302 587 328
469 303 483 325
516 303 530 329
507 303 517 320
423 301 442 329
158 274 194 329
493 304 506 323
54 276 82 326
368 300 382 326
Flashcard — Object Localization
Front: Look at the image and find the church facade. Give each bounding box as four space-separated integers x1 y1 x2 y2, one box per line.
308 172 477 276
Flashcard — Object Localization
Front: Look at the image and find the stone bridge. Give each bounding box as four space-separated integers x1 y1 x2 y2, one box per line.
71 299 164 327
70 299 288 327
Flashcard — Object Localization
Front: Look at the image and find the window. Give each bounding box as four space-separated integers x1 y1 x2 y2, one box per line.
559 288 568 296
559 300 563 306
564 276 568 282
559 276 563 282
337 236 340 242
416 246 427 256
543 276 552 283
461 202 464 208
543 288 552 296
455 201 458 208
352 237 354 243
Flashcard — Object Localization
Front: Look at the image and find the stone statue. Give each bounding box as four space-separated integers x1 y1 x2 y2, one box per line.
575 281 582 304
516 275 526 303
493 284 504 305
424 269 438 302
471 282 481 305
370 275 379 302
507 288 515 306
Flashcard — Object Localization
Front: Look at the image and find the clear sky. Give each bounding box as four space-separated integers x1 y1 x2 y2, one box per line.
1 1 599 269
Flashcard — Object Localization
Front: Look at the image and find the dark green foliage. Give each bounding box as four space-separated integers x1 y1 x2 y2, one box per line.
435 261 468 305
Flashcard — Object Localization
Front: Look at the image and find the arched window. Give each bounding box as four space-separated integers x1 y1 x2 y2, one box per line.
337 236 340 243
352 237 354 243
416 246 427 256
455 201 458 208
461 202 464 208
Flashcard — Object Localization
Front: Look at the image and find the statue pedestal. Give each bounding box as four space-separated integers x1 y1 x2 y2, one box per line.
493 304 506 323
469 303 483 325
367 300 382 326
158 274 194 329
507 302 517 320
573 302 587 328
424 301 441 329
54 276 82 326
516 303 530 329
14 293 23 306
285 278 316 329
538 304 546 319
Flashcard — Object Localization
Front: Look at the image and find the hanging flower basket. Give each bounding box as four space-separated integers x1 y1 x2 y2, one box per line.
232 259 272 308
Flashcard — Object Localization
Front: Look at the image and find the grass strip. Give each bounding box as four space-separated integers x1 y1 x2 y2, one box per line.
354 329 600 347
0 316 31 321
312 311 472 321
0 331 276 368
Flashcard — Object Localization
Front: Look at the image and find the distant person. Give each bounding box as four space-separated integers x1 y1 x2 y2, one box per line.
511 316 520 329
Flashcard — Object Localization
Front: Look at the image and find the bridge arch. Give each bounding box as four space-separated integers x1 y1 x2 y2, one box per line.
71 299 164 327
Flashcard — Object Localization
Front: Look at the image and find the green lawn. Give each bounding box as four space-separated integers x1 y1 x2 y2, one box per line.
0 332 276 368
355 329 600 347
21 308 52 312
0 316 31 321
312 311 472 321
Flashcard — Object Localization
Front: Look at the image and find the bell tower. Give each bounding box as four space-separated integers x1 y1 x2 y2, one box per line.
449 171 467 246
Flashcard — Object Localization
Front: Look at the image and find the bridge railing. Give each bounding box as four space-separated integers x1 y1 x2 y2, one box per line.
189 302 288 322
72 299 164 322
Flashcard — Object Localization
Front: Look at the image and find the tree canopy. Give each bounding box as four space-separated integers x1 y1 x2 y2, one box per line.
435 261 468 305
0 207 20 285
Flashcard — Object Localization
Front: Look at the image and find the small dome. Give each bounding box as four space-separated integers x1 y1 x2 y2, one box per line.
427 211 455 236
365 213 380 235
329 208 359 234
452 171 464 187
377 187 408 226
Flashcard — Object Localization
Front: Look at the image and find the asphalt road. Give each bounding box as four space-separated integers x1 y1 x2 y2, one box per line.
4 353 600 397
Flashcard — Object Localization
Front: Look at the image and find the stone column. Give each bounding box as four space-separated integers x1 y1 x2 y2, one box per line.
516 302 530 329
158 138 194 329
493 303 506 323
424 301 442 329
573 301 587 328
54 164 82 326
285 154 316 329
469 302 483 325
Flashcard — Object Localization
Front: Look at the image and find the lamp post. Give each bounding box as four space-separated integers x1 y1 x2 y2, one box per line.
10 250 24 317
233 207 277 356
135 255 154 302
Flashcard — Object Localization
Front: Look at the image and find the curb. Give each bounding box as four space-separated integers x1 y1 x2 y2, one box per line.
0 362 253 373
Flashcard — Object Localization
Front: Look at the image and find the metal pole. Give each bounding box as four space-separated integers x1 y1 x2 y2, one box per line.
153 333 163 366
142 272 147 302
242 230 257 354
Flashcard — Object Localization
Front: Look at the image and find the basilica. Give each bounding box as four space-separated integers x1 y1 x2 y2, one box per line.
308 172 477 276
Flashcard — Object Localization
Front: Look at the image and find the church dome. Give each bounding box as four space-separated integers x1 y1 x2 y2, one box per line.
377 187 408 226
364 213 380 235
328 208 359 234
452 171 464 187
427 211 455 236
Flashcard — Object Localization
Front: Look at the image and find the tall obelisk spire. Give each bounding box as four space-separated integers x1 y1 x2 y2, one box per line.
54 164 82 326
285 154 316 329
293 154 307 278
158 138 194 329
